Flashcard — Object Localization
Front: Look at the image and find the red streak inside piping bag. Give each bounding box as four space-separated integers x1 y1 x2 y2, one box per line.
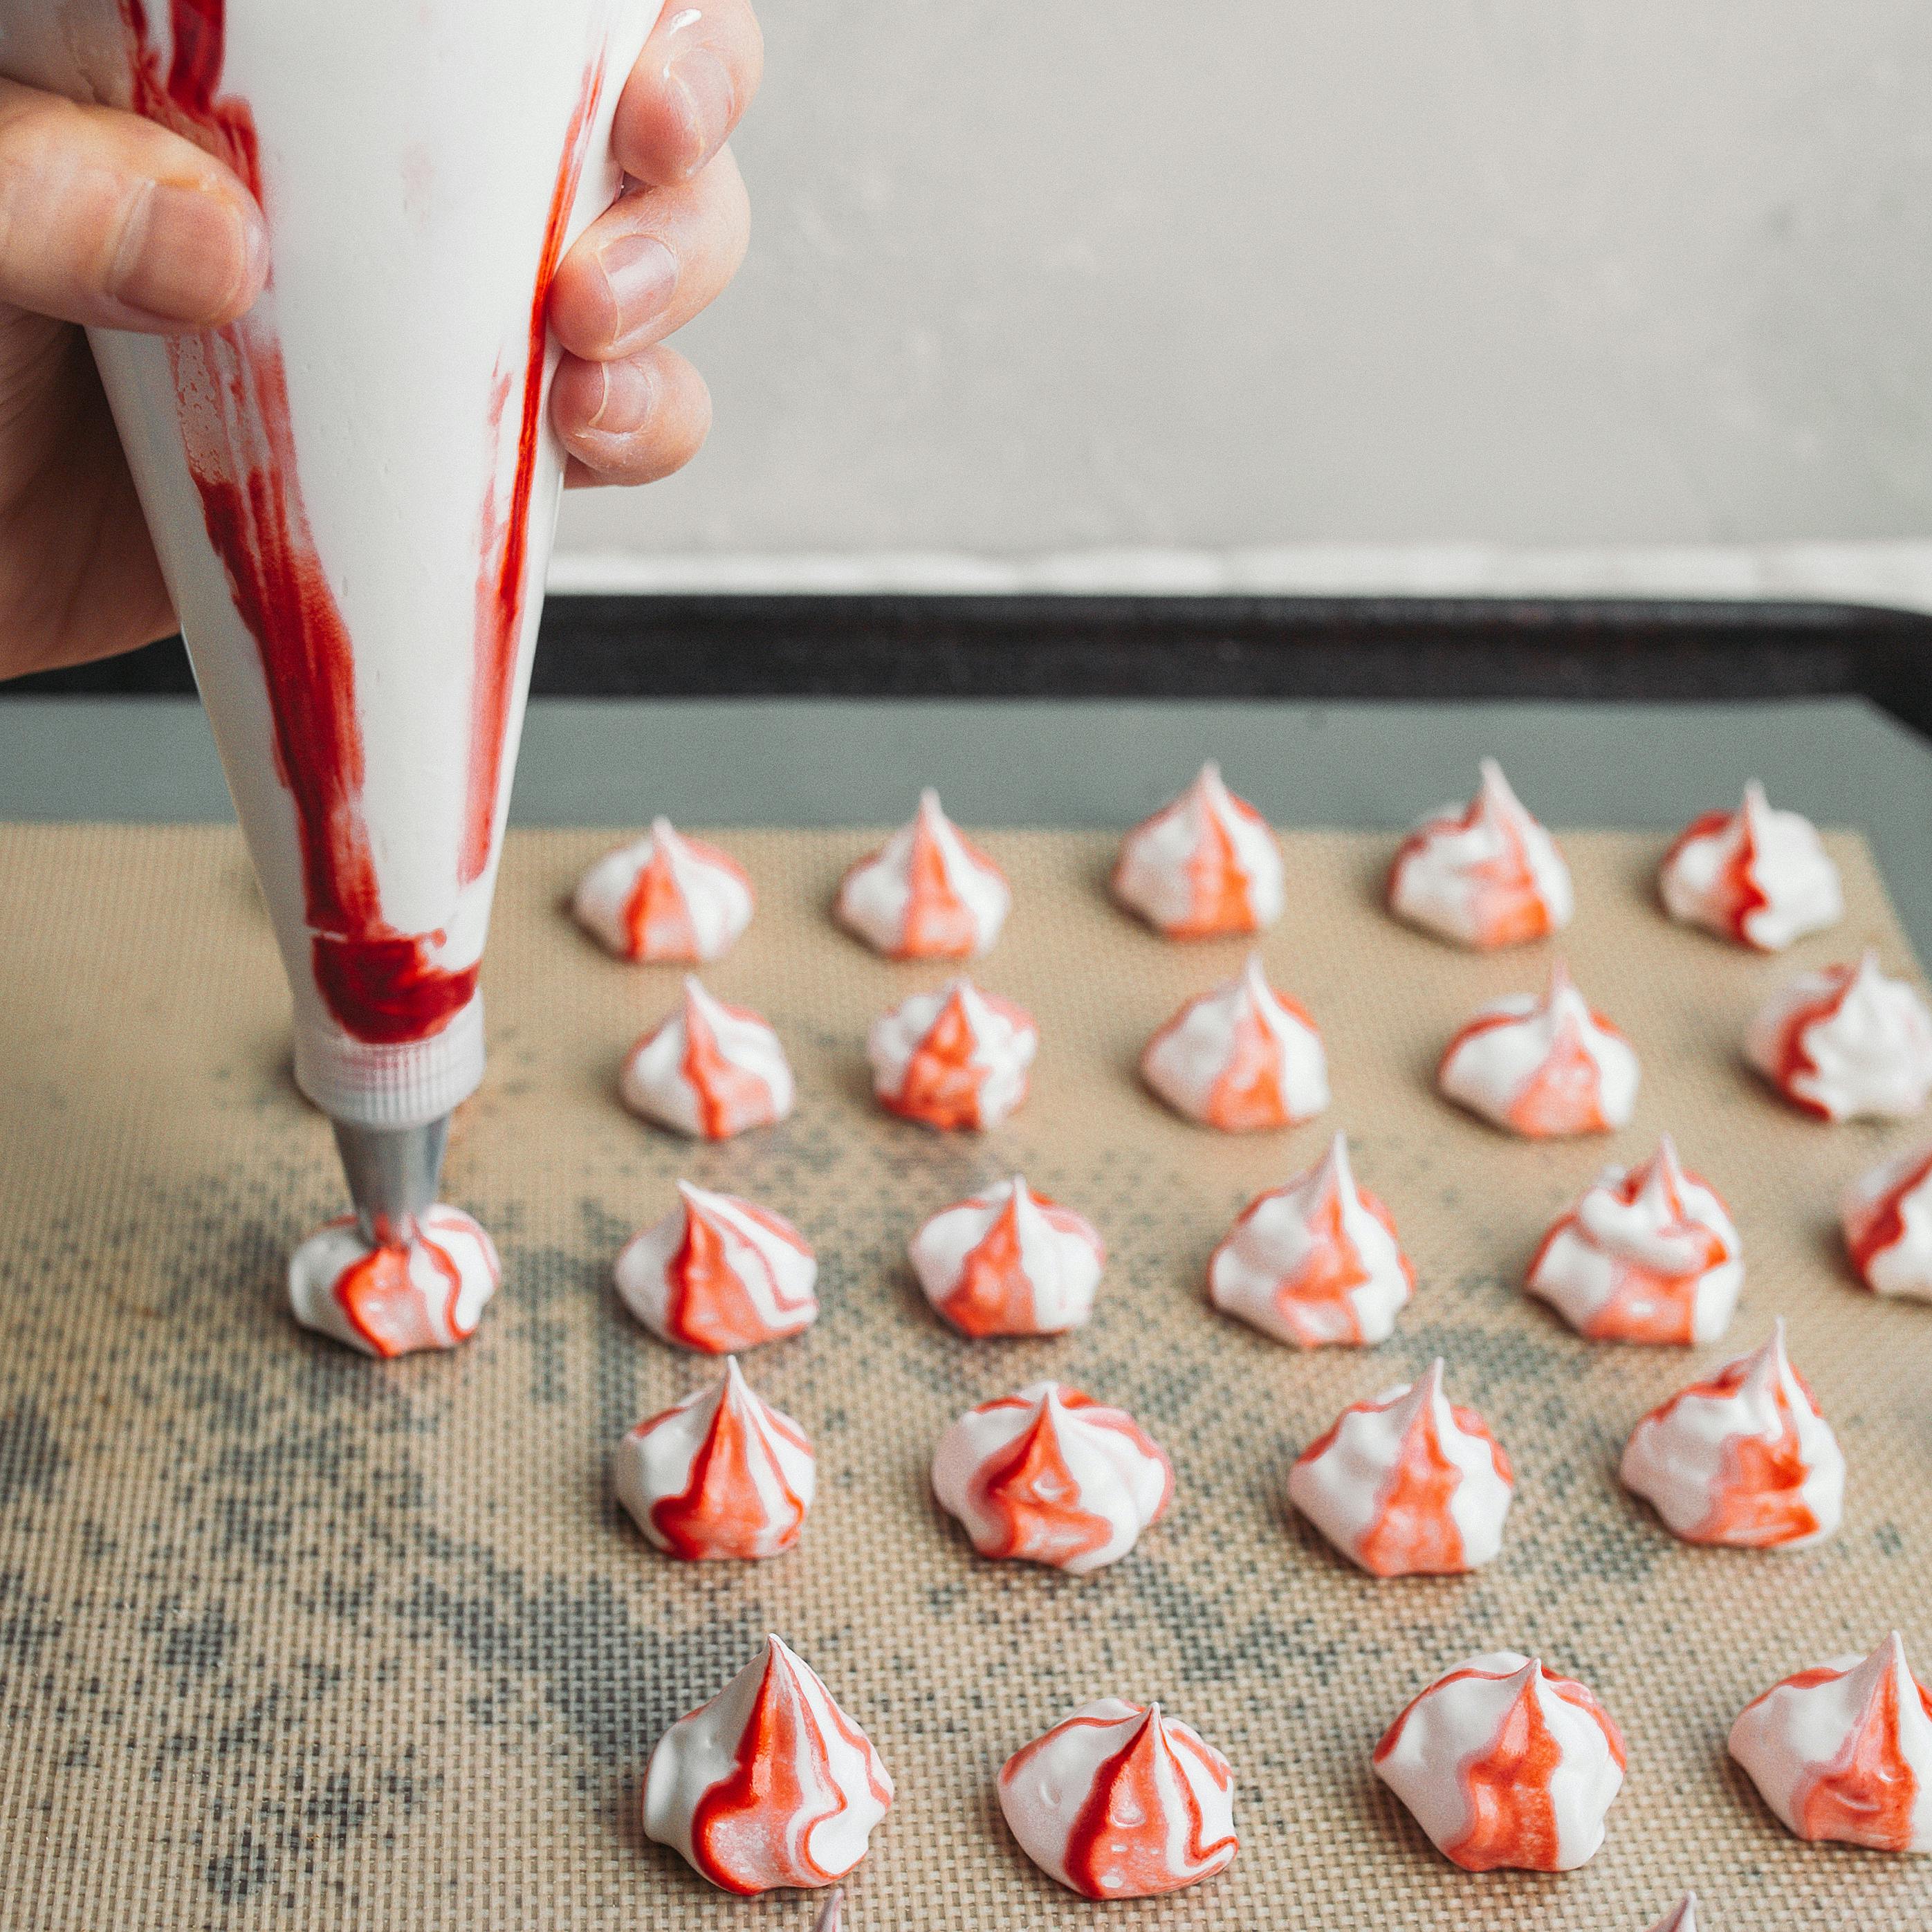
118 1 601 1045
467 51 607 884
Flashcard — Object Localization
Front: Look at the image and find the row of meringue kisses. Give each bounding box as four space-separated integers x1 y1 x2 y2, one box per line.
594 765 1932 1909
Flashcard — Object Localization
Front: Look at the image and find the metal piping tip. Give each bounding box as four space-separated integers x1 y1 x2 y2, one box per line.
331 1116 450 1248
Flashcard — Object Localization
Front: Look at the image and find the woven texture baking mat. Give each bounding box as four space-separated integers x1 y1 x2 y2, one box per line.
2 820 1931 1931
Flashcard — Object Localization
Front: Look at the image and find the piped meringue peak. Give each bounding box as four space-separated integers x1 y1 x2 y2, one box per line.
999 1699 1238 1899
1527 1135 1745 1344
1729 1633 1932 1855
1659 781 1843 952
1387 757 1574 950
1140 953 1330 1132
868 979 1038 1130
643 1635 893 1893
573 817 754 963
931 1381 1173 1575
620 977 795 1140
1208 1132 1415 1347
288 1208 499 1359
1746 951 1932 1123
909 1176 1105 1338
1111 761 1285 939
1619 1320 1844 1550
1437 960 1639 1137
1374 1650 1627 1872
1841 1141 1932 1303
615 1182 818 1352
1647 1895 1702 1932
834 789 1011 959
1289 1360 1514 1576
613 1358 815 1561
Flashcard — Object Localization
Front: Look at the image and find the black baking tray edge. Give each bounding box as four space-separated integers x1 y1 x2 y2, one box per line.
10 594 1931 742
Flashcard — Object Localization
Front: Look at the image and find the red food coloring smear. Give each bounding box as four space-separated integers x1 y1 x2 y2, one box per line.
937 1186 1097 1337
1529 1152 1731 1343
332 1233 466 1358
1029 1708 1236 1898
118 3 599 1045
1444 995 1619 1137
1664 804 1770 942
644 1374 810 1563
1766 966 1859 1118
1848 1150 1932 1285
621 843 701 959
1112 778 1269 937
885 988 1031 1130
1177 800 1255 936
467 54 606 883
966 1387 1170 1568
663 1195 812 1353
1357 1396 1508 1578
1204 980 1318 1130
1377 1662 1624 1872
941 1190 1036 1335
1646 1346 1825 1546
675 993 780 1139
1745 1651 1932 1852
1217 1166 1409 1347
880 807 982 957
686 1644 890 1892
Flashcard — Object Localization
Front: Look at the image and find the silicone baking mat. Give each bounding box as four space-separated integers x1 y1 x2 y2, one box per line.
2 821 1931 1931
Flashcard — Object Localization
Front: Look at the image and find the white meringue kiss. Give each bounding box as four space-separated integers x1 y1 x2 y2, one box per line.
613 1358 815 1561
573 817 754 962
288 1206 499 1358
1659 782 1842 952
1841 1141 1932 1302
932 1381 1172 1575
1387 758 1572 950
1208 1133 1413 1347
834 789 1011 958
1140 953 1329 1131
1289 1360 1513 1576
1527 1136 1744 1344
1437 961 1639 1137
909 1176 1104 1337
1619 1321 1843 1549
615 1181 818 1352
1729 1634 1932 1855
1112 761 1284 938
868 979 1038 1130
1374 1651 1626 1871
1000 1700 1238 1898
643 1635 893 1892
1746 951 1932 1123
620 977 795 1139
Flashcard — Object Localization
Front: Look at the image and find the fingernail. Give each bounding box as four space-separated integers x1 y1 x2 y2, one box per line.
587 356 656 434
110 181 257 326
594 232 677 347
666 46 735 176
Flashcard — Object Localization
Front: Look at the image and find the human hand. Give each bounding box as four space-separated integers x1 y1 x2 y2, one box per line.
0 0 760 680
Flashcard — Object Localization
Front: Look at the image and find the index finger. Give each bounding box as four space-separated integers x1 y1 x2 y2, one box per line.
613 0 764 187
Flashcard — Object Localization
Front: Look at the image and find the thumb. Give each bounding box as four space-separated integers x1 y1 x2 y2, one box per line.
0 76 266 333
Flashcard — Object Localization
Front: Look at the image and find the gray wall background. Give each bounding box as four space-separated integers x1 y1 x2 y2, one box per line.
555 1 1932 569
